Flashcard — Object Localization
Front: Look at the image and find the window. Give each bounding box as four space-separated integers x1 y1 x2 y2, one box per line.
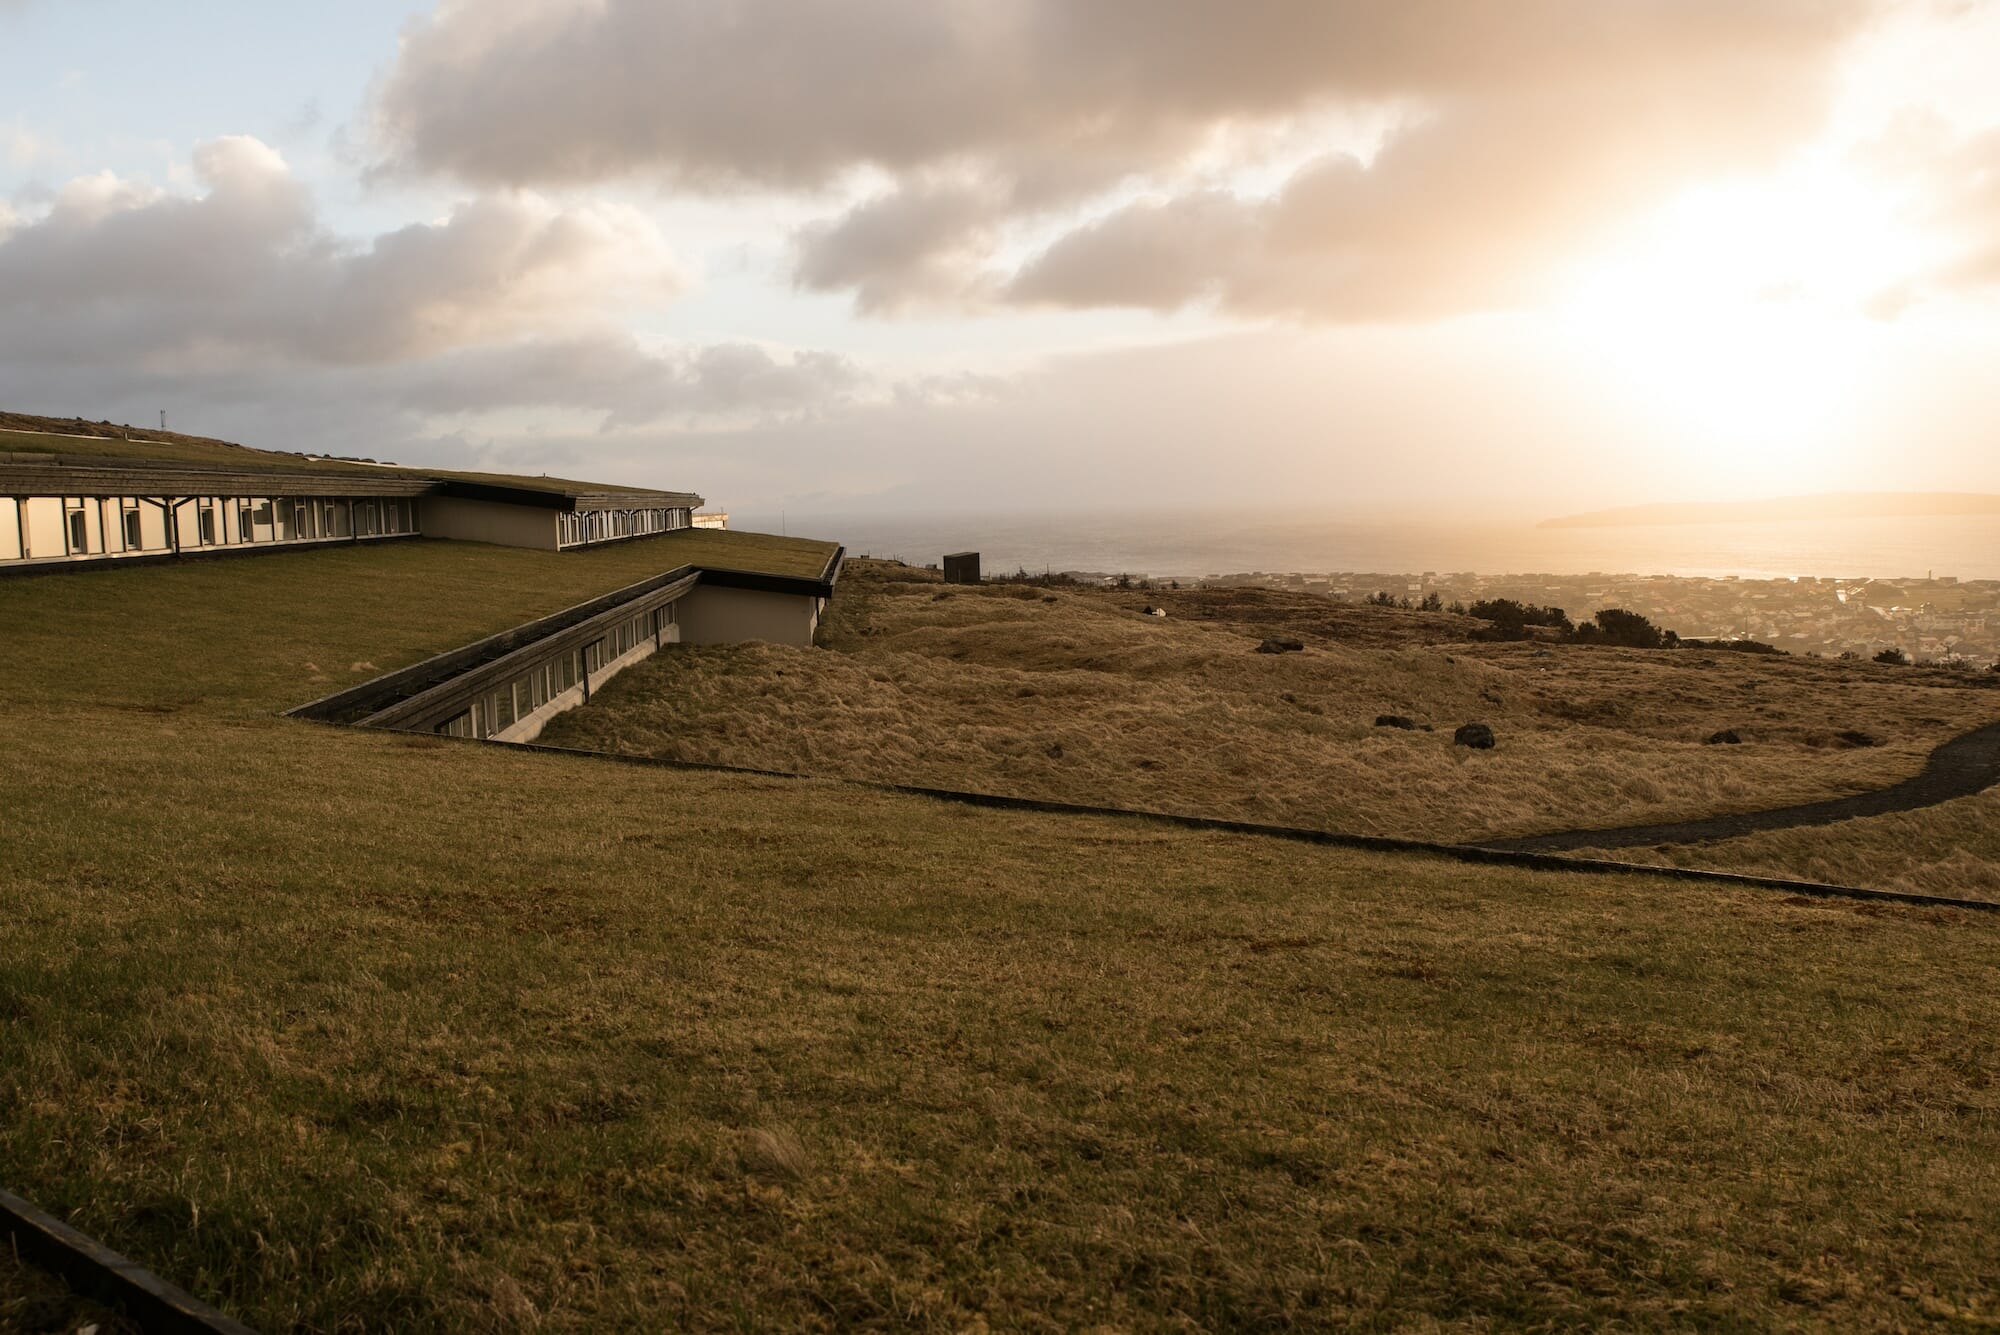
239 504 255 543
123 507 142 550
198 505 217 545
67 509 88 554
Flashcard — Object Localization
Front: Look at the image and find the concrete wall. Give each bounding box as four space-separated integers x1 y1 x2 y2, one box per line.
23 498 67 559
420 496 559 550
675 584 822 647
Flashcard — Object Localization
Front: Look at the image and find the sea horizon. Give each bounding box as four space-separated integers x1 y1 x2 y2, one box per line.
734 507 2000 585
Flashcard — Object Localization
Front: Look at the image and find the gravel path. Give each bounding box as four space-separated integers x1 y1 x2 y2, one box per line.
1483 720 2000 852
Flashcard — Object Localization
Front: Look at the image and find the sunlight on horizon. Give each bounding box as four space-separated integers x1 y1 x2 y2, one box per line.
1549 164 1946 495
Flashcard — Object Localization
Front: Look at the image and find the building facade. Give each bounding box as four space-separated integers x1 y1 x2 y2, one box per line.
0 450 703 569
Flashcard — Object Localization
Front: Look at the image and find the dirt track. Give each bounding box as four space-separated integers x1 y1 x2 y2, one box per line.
1485 720 2000 852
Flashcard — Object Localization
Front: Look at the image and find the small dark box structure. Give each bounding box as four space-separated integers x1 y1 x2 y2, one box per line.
943 551 981 585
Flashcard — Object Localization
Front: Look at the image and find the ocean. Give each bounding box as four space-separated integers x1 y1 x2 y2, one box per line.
735 509 2000 583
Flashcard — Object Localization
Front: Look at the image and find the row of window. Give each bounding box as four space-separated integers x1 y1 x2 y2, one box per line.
556 506 693 549
437 604 675 740
0 494 420 563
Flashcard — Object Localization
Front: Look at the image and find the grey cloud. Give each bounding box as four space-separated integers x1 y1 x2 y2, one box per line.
375 1 1872 190
793 181 1001 312
0 137 686 369
0 138 871 464
0 328 873 511
371 0 1877 318
394 334 865 427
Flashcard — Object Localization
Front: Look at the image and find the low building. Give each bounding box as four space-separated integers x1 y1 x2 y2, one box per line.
1 431 701 567
1 427 842 683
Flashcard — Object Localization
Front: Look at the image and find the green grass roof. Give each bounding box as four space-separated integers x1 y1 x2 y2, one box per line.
0 425 697 501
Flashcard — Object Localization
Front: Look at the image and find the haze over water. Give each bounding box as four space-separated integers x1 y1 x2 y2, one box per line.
750 510 2000 584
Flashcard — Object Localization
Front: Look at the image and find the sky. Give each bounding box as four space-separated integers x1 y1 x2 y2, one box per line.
4 0 2000 520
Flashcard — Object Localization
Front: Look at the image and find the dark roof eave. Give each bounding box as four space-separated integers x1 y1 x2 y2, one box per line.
437 480 704 512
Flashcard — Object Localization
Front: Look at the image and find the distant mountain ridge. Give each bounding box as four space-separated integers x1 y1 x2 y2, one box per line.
1540 492 2000 529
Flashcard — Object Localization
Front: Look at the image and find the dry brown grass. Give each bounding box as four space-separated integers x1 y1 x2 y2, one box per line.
1582 787 2000 902
542 560 2000 844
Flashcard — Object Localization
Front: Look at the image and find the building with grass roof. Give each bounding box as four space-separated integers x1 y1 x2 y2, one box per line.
0 418 842 740
0 426 703 566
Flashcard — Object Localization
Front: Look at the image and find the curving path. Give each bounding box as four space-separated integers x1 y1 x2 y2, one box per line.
1484 721 2000 853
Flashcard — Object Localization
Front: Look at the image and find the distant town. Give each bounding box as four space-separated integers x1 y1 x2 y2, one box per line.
1076 567 2000 668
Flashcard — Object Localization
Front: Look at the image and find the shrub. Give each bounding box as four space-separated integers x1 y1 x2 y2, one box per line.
1466 598 1573 641
1571 608 1674 649
1681 637 1785 656
1874 647 1911 666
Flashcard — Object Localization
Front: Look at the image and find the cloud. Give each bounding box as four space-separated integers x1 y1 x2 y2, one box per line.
393 333 865 428
0 136 874 474
792 180 1002 312
1007 76 1825 321
0 136 687 369
371 0 1879 319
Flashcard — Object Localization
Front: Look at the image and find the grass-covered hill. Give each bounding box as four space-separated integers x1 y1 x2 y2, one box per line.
542 559 2000 872
0 408 686 499
3 542 1997 1330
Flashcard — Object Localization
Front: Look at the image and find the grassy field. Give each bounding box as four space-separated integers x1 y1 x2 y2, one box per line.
3 543 1998 1329
541 561 2000 850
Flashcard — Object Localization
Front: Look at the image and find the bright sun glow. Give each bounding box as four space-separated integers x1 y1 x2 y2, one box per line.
1554 161 1940 493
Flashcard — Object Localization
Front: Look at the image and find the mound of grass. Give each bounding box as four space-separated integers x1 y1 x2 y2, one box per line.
541 560 1998 845
2 543 1997 1329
